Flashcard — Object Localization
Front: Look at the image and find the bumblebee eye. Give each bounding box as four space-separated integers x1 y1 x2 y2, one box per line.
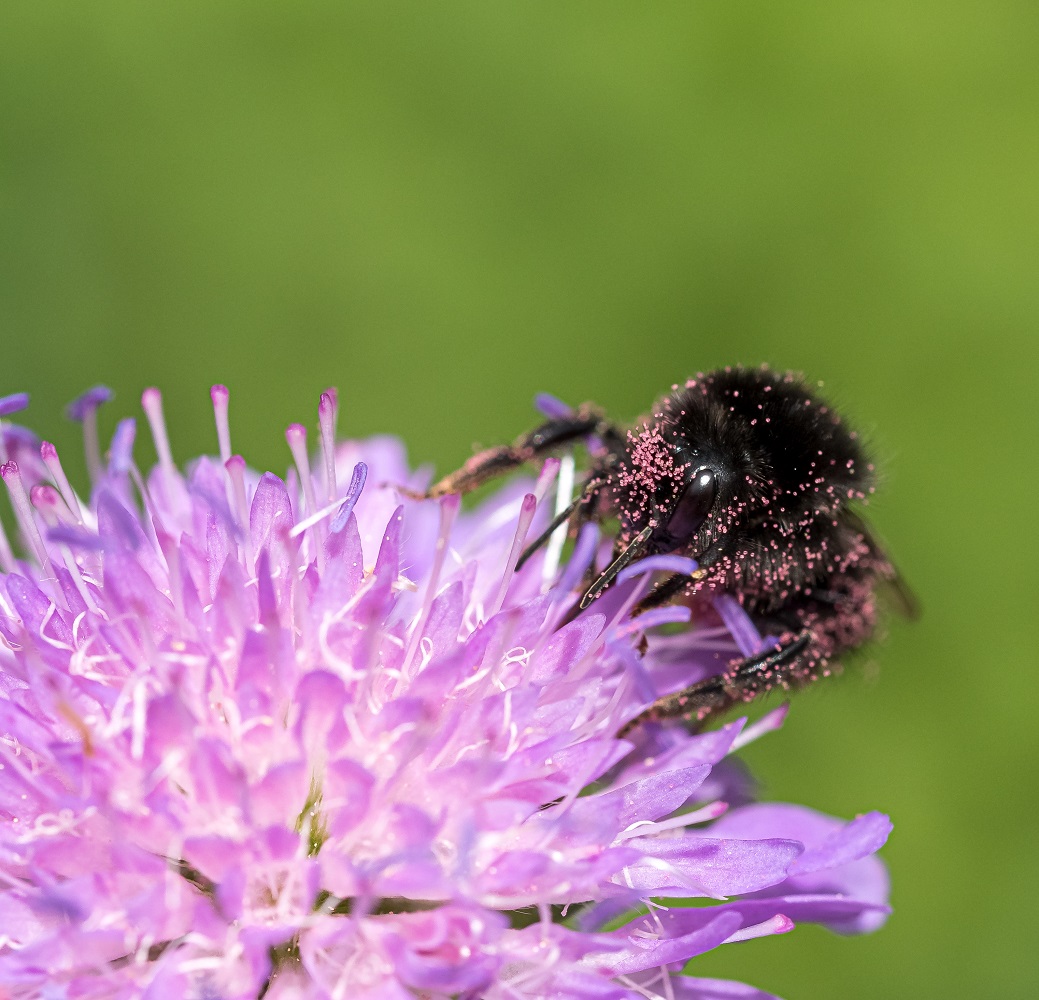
666 468 717 542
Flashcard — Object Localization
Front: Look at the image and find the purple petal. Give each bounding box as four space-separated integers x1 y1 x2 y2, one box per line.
250 471 294 555
790 810 893 876
530 613 605 682
292 671 349 759
617 604 692 636
708 804 891 875
631 893 890 944
108 418 136 473
102 549 176 631
662 976 785 1000
557 765 711 833
250 761 310 827
594 912 742 976
709 804 892 933
323 759 375 837
711 593 763 658
96 490 145 550
187 739 247 815
182 834 240 883
329 461 368 531
373 505 404 583
5 574 67 641
320 510 364 593
617 554 698 585
382 908 506 993
621 835 802 896
46 525 105 551
556 521 600 595
255 549 279 627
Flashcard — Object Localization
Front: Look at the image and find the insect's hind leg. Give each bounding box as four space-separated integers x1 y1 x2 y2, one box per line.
419 407 613 498
618 629 815 737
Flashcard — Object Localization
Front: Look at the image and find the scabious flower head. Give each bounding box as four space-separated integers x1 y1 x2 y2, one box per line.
0 386 891 999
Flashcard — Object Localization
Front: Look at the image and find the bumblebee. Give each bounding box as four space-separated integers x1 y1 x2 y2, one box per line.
420 365 915 730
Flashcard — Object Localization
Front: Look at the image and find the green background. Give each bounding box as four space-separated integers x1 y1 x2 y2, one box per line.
1 4 1036 998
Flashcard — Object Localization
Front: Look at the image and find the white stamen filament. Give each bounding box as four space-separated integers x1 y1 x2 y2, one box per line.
141 388 176 478
460 492 535 553
82 405 103 485
131 679 148 760
615 800 728 842
399 494 460 683
2 462 53 576
224 456 254 570
490 492 537 616
731 702 790 751
210 384 232 464
31 484 76 534
319 389 338 503
617 969 677 1000
40 442 84 524
722 913 794 943
542 452 575 591
624 854 727 900
286 424 317 518
286 423 325 565
288 495 344 538
533 456 561 503
58 545 99 613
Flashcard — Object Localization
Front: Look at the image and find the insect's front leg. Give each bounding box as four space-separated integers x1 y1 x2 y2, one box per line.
416 407 615 499
617 629 814 737
630 570 709 614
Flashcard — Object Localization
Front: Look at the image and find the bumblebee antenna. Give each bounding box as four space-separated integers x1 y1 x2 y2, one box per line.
579 526 653 609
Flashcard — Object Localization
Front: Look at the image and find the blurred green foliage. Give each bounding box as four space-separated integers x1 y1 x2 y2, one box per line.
1 3 1036 997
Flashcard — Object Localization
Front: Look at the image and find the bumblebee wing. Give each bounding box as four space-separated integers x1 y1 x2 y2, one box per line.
879 566 920 620
846 509 920 620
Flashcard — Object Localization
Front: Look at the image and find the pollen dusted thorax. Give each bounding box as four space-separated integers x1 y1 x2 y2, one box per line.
626 371 876 597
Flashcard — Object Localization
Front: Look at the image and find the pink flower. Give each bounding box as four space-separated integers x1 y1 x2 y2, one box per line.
0 386 890 998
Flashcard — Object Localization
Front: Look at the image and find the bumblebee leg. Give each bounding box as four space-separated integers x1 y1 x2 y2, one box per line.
618 629 814 736
629 570 709 615
580 526 654 607
417 409 614 499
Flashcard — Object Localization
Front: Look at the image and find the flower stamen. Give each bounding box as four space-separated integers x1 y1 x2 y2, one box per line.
41 441 84 524
67 385 113 485
2 460 53 575
319 389 338 504
141 387 176 480
210 384 232 464
490 492 537 616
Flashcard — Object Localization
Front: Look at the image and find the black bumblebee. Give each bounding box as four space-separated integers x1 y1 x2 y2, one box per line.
419 365 915 731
